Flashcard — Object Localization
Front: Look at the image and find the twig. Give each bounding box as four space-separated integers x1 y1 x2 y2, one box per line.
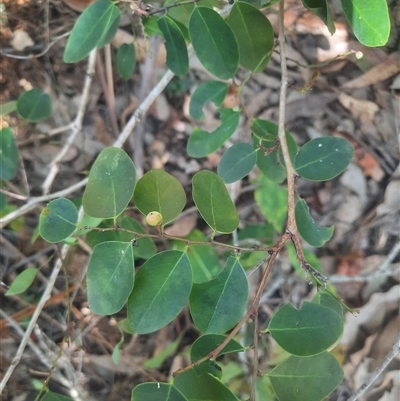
41 50 97 194
0 243 69 393
329 240 400 283
148 0 198 16
346 334 400 401
96 49 120 137
0 32 70 59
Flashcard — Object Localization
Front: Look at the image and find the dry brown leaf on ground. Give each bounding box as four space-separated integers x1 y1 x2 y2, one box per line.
338 92 380 122
343 51 400 89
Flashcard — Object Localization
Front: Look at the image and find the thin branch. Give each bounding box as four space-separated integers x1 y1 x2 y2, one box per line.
0 32 70 59
42 50 97 194
346 334 400 401
0 243 69 393
329 240 400 283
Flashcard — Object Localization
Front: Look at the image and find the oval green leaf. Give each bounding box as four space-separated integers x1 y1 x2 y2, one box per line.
117 43 136 81
227 2 274 72
39 198 78 243
132 383 187 401
189 81 229 121
294 137 354 181
0 101 17 116
269 352 344 401
174 369 240 401
295 199 334 247
63 0 121 63
189 7 239 79
0 127 19 180
340 0 390 46
96 12 120 48
133 169 186 226
268 302 343 356
173 229 221 283
312 291 343 323
40 391 75 401
302 0 335 34
255 175 287 233
158 16 189 76
16 88 52 122
190 333 245 377
5 267 38 296
218 142 257 183
251 119 297 183
187 109 240 158
87 241 134 315
83 147 136 219
127 250 192 334
192 171 239 234
190 256 248 333
190 334 244 361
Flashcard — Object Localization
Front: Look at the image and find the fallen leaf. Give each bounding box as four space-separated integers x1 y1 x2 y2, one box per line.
10 29 34 51
343 52 400 89
338 92 379 122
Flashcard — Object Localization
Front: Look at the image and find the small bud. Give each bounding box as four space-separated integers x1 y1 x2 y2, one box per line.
145 211 163 227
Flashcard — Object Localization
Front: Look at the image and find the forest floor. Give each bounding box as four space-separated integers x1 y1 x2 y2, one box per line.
0 1 399 401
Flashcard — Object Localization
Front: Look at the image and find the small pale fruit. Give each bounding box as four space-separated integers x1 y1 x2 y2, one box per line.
145 211 163 227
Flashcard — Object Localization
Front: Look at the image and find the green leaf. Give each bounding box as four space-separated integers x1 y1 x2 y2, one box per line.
255 176 287 233
158 16 189 76
173 229 221 283
251 119 297 183
143 16 163 36
39 198 78 243
340 0 390 46
189 7 239 79
39 391 75 401
143 335 182 369
192 171 239 234
218 143 257 183
96 12 120 48
127 250 192 334
269 352 344 401
173 369 240 401
16 89 52 122
63 0 121 63
312 291 343 324
189 81 229 120
118 216 156 259
190 256 248 333
132 383 188 401
294 137 354 181
189 334 244 378
187 109 240 158
268 302 343 356
133 169 186 226
82 147 136 219
5 267 38 296
0 100 17 116
190 334 244 361
87 241 134 315
295 199 334 247
117 43 136 81
302 0 335 34
0 127 19 180
227 2 274 72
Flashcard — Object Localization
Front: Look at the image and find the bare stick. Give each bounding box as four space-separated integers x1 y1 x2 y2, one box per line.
0 243 69 393
42 51 97 194
347 334 400 401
